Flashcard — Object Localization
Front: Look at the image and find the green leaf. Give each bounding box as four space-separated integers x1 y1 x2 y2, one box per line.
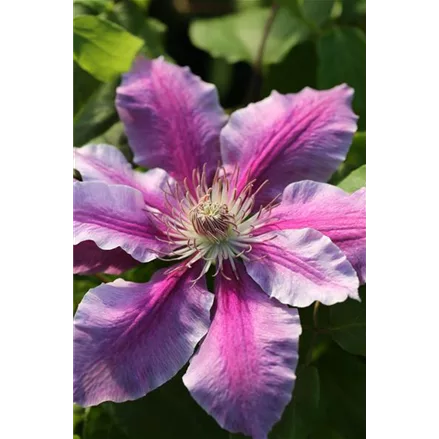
107 1 168 58
277 0 335 26
109 371 228 439
73 404 85 433
298 304 333 365
270 366 320 439
330 0 343 20
73 15 143 82
73 78 119 146
131 0 150 9
263 41 317 97
140 18 168 58
73 61 101 117
310 427 346 439
302 0 335 25
73 0 112 17
83 405 128 439
313 346 365 439
236 0 268 11
330 131 366 184
189 7 309 65
317 27 366 129
107 0 145 35
208 58 234 102
119 261 166 283
341 0 366 21
329 286 365 356
337 164 365 193
89 121 133 161
73 275 101 313
276 0 302 18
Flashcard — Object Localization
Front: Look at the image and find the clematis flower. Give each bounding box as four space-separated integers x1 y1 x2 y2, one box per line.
73 57 365 439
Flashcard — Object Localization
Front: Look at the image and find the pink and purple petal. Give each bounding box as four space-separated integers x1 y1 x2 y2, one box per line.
183 263 301 439
74 143 138 187
116 57 227 191
74 144 174 214
74 264 213 406
73 240 138 275
245 229 359 308
73 181 170 263
260 181 366 283
221 85 357 207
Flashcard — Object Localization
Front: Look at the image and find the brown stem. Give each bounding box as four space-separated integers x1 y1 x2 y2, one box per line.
94 273 111 283
245 3 279 103
312 300 320 327
306 301 321 365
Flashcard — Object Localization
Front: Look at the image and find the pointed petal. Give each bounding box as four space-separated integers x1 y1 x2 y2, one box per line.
116 57 227 190
74 144 174 214
245 229 359 308
73 240 138 275
183 263 301 439
74 264 213 406
73 181 170 263
221 85 357 206
260 181 366 283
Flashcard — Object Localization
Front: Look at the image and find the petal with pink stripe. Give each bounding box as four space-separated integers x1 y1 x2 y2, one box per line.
245 229 359 308
221 85 357 207
74 264 213 406
183 263 301 439
73 181 170 263
74 144 174 214
116 57 227 191
259 181 366 283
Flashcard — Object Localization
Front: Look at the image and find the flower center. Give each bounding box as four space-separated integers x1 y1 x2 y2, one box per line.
190 196 235 241
148 165 278 280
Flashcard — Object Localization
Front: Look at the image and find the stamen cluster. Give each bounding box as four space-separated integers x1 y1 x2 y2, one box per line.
148 166 278 280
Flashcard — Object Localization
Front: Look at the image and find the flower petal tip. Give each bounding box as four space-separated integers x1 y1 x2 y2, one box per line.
74 266 213 407
116 56 226 186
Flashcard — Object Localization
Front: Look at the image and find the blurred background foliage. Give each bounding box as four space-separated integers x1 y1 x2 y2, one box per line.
74 0 366 437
